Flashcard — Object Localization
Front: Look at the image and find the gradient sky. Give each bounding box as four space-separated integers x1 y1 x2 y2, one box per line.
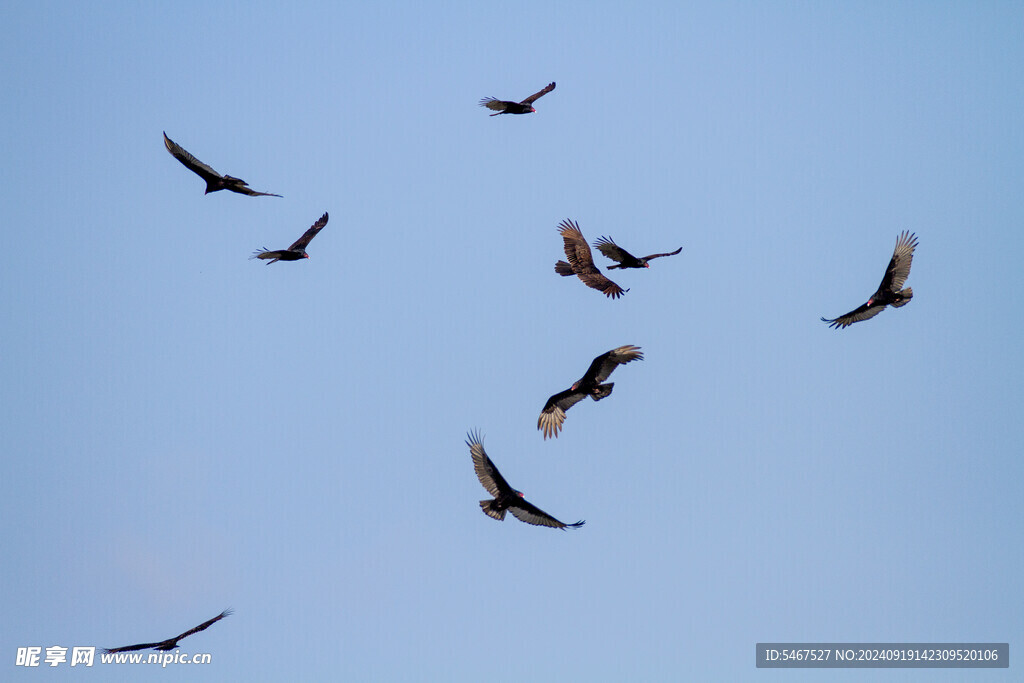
2 2 1022 681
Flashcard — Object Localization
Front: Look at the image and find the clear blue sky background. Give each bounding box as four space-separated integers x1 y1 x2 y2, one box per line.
2 2 1021 681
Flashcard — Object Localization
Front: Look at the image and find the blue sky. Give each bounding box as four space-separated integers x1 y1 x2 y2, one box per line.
2 2 1022 680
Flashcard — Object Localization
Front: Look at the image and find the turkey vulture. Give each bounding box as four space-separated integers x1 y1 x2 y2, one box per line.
538 345 643 439
554 219 628 299
821 231 918 329
593 236 682 269
479 82 556 115
163 132 281 197
467 430 584 529
251 212 328 263
103 609 232 653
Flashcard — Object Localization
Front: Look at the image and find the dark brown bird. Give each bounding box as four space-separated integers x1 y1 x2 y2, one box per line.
554 219 627 299
103 609 232 653
251 212 328 263
593 236 682 269
538 345 643 439
822 231 918 329
479 82 556 115
163 132 281 197
467 430 584 529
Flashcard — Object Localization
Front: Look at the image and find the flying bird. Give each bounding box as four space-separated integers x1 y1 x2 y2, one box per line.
554 219 627 299
479 82 556 115
593 236 682 269
538 345 643 439
467 430 584 529
251 212 328 263
821 231 918 329
103 609 232 653
163 132 281 197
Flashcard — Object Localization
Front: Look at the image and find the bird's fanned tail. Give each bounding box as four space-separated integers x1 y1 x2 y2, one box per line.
890 288 912 306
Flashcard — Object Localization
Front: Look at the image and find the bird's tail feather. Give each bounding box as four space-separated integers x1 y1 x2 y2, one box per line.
480 500 505 520
251 249 280 264
891 287 913 306
554 260 574 276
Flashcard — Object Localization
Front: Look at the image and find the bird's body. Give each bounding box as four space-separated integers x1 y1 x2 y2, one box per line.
103 610 232 653
254 250 307 263
252 212 329 264
538 345 643 439
467 431 583 529
822 231 918 329
479 82 556 115
593 236 682 269
163 132 280 197
555 219 627 299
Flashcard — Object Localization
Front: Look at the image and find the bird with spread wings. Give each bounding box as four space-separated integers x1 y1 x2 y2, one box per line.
467 430 584 529
593 236 682 269
822 231 918 329
251 212 329 264
103 610 232 653
163 132 281 197
554 219 628 299
479 82 556 115
538 345 643 439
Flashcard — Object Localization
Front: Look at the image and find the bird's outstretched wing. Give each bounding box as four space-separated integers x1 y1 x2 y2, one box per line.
170 610 232 644
227 179 282 198
103 641 162 654
251 248 284 264
559 219 597 271
163 132 222 184
479 97 512 113
558 220 627 298
577 272 627 298
821 304 885 329
878 231 918 293
467 430 513 498
538 389 588 439
509 499 584 529
520 81 556 105
581 345 644 385
287 212 329 251
641 246 683 261
592 236 635 265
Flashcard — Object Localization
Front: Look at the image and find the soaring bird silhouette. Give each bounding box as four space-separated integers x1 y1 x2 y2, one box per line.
538 345 643 439
467 430 584 529
479 82 556 115
251 212 328 263
554 219 627 299
822 231 918 329
162 132 281 197
593 236 682 269
103 610 232 653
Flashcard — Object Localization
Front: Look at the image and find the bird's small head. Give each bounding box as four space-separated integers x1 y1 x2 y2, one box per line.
303 253 310 259
644 262 650 268
570 381 580 391
529 106 537 113
515 490 524 498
